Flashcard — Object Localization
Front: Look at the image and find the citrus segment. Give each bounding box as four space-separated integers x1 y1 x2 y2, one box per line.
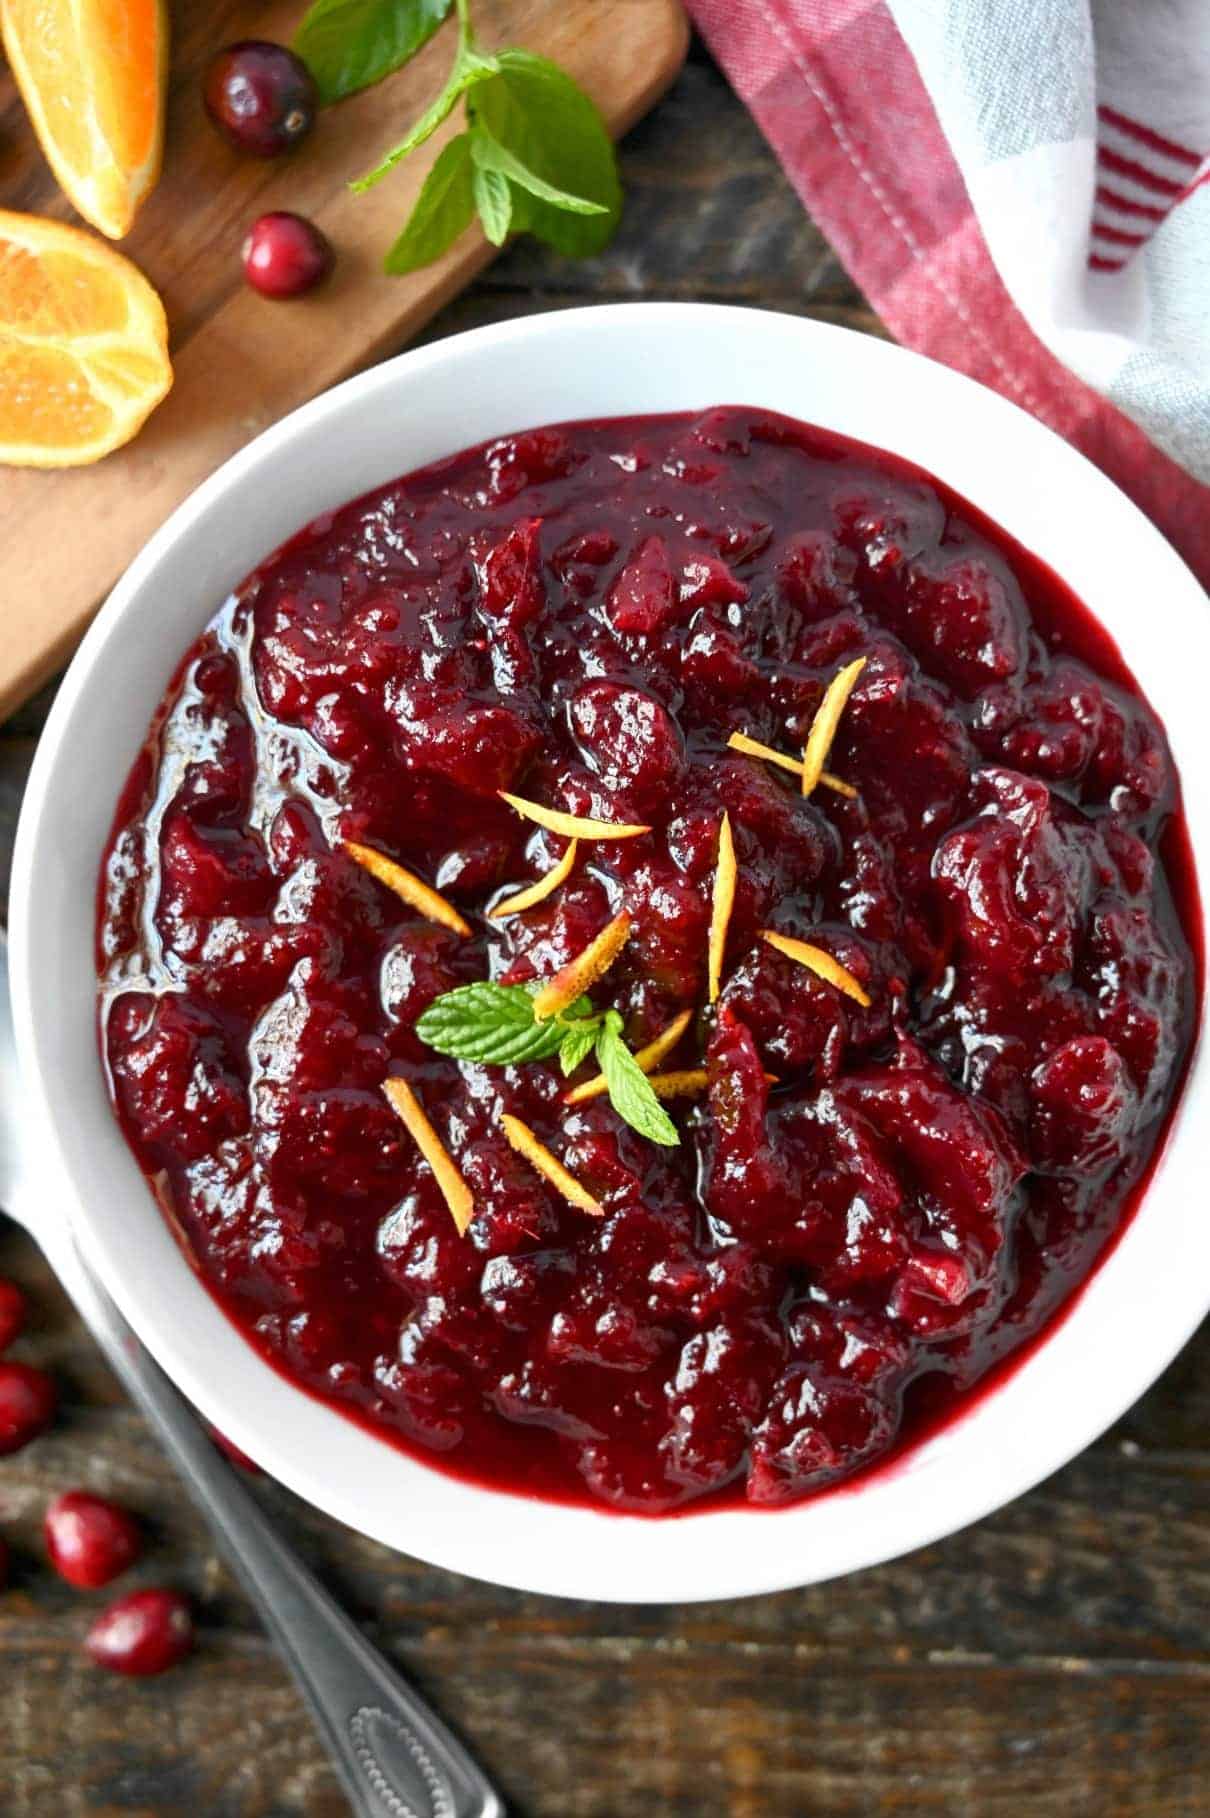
0 210 172 467
0 0 167 240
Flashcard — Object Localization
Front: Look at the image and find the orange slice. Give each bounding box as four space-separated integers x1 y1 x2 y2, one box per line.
0 210 171 467
1 0 168 240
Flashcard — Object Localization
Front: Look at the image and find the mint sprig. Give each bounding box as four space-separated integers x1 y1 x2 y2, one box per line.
414 981 591 1065
415 983 681 1147
294 0 621 273
594 1013 679 1148
294 0 453 106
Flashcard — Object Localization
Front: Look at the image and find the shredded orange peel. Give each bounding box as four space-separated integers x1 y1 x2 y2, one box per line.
381 1077 475 1235
345 839 470 937
532 911 632 1021
708 812 736 1004
563 1008 694 1106
489 838 579 919
645 1067 777 1100
498 792 650 841
726 731 856 799
500 1113 602 1216
801 658 867 797
760 930 872 1007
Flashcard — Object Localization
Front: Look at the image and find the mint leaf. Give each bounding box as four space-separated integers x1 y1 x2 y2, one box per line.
352 44 499 190
471 161 512 244
559 1020 600 1077
595 1019 679 1147
294 0 453 105
470 124 607 216
472 50 621 257
384 132 475 273
416 981 565 1064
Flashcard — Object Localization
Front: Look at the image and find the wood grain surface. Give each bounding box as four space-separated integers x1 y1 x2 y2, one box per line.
0 0 687 719
1 32 1208 1818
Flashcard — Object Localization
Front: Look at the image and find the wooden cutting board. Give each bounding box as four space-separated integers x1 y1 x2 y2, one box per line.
0 0 687 719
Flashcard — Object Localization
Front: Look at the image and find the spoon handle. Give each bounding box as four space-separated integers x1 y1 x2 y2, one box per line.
49 1233 503 1818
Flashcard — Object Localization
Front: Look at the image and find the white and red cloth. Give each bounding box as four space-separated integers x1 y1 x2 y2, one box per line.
686 0 1210 586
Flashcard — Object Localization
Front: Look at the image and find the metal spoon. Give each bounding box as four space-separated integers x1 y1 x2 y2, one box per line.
0 930 503 1818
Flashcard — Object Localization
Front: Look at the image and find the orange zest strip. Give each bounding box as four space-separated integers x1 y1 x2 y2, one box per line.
708 812 737 1004
498 792 650 840
488 839 579 919
646 1068 709 1100
646 1066 777 1099
500 1113 602 1216
563 1008 694 1106
382 1078 475 1236
532 911 633 1021
801 658 867 797
760 930 872 1008
344 840 470 937
726 731 855 799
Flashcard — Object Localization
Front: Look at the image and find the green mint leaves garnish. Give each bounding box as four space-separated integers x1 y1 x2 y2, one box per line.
594 1012 679 1148
294 0 622 274
415 985 680 1147
294 0 454 106
414 981 590 1065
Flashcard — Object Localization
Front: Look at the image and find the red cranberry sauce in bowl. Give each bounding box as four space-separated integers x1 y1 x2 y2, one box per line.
97 407 1198 1515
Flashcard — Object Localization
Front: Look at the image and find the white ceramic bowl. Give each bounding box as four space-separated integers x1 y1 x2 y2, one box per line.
10 304 1208 1602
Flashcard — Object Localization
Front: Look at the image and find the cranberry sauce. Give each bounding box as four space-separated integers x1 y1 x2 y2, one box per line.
97 408 1199 1514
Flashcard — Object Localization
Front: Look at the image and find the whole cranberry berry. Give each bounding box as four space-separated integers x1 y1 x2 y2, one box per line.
85 1589 195 1677
0 1278 26 1352
204 40 317 158
0 1362 56 1456
45 1491 142 1590
242 212 333 300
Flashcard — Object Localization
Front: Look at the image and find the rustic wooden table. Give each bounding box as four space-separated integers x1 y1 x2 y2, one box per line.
2 35 1207 1818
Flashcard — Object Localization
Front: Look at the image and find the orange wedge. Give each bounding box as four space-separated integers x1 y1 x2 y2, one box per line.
0 210 172 467
1 0 167 241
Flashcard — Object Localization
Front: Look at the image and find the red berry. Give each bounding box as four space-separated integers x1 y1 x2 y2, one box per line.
204 40 317 158
85 1589 195 1677
45 1491 142 1590
0 1278 26 1352
242 212 333 300
0 1362 56 1455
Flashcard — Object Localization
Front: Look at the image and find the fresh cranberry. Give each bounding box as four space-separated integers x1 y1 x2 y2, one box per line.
242 212 333 299
0 1362 56 1455
204 41 317 157
85 1589 195 1676
45 1491 142 1590
0 1278 26 1353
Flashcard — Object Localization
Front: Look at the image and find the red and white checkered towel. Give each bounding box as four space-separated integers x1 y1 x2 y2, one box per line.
687 0 1210 587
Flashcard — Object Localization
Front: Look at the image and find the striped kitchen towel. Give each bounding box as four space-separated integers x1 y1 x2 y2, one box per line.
687 0 1210 587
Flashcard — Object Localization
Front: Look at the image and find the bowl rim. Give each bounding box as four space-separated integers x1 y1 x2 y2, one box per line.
9 301 1208 1603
